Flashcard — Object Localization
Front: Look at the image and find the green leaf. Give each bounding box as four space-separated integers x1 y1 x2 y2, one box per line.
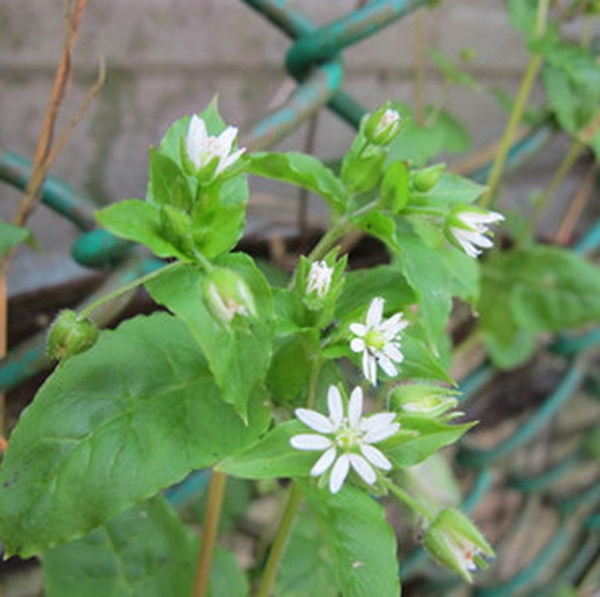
303 483 400 597
267 331 319 408
398 234 452 352
146 255 272 419
401 332 454 383
190 174 249 259
96 199 189 261
0 312 270 557
43 496 197 597
389 107 470 165
416 171 487 209
507 0 538 38
146 149 195 209
247 152 346 212
0 221 31 257
336 264 415 320
429 49 480 91
208 547 249 597
276 511 337 597
217 421 317 479
352 211 400 253
387 416 474 467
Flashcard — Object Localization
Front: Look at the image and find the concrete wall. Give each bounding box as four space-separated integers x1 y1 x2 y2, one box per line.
0 1 594 294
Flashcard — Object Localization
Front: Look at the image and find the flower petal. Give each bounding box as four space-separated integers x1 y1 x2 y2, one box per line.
290 434 332 451
382 343 403 364
310 446 337 476
377 354 398 378
330 454 350 493
362 351 377 386
361 412 397 432
295 408 334 433
349 323 367 337
349 453 377 485
366 297 384 327
363 421 400 444
327 386 344 428
350 338 365 353
360 444 392 470
348 387 364 427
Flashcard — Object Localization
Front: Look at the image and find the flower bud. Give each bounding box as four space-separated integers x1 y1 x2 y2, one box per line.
342 145 386 194
363 105 406 146
424 508 494 582
159 205 194 257
48 310 99 361
380 161 409 213
411 163 446 192
391 383 459 418
202 268 256 326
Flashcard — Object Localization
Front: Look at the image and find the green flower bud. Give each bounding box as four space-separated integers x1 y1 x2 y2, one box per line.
380 161 410 213
391 383 459 418
363 105 406 146
202 268 256 326
424 508 494 582
411 163 446 192
159 204 194 257
342 145 386 194
47 309 99 361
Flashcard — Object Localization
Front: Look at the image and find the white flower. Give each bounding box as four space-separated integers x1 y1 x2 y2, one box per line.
290 386 399 493
349 297 408 386
185 115 245 179
449 209 504 258
306 260 334 299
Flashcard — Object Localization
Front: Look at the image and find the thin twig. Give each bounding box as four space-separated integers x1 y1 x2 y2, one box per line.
13 0 89 229
555 161 597 245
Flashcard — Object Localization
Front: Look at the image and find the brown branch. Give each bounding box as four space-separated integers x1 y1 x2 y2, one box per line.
12 0 89 229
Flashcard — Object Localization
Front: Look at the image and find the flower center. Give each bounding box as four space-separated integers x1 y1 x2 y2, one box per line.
365 330 386 351
335 420 363 450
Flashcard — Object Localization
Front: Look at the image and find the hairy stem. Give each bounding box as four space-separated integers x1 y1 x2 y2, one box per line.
255 483 302 597
193 471 228 597
79 261 182 319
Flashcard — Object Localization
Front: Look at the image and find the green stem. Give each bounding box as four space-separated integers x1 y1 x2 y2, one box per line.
79 261 182 319
307 219 352 261
481 0 550 208
255 483 302 597
193 470 228 597
384 478 433 521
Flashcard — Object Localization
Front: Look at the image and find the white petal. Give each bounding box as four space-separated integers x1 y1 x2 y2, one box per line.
362 352 377 386
327 386 344 428
216 147 245 174
216 126 238 154
366 297 384 327
295 408 334 433
383 343 404 364
350 338 366 353
377 354 398 378
363 421 400 444
460 229 493 249
451 228 481 257
290 434 332 451
349 453 376 485
330 454 350 493
361 412 397 432
348 387 364 427
349 323 367 337
360 444 392 470
310 446 337 476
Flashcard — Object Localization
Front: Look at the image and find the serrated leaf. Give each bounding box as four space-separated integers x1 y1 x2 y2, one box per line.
0 221 32 256
146 255 272 418
303 482 400 597
276 510 337 597
43 496 197 597
96 199 189 261
247 152 346 212
0 313 270 557
217 421 316 479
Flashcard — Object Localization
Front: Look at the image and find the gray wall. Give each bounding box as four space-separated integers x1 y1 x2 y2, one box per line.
0 1 593 294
